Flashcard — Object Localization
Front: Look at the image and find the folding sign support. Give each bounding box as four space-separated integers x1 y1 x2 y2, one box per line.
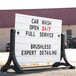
1 29 75 73
1 29 23 73
52 34 75 69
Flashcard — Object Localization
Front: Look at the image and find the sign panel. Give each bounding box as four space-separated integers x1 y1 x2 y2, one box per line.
15 13 62 67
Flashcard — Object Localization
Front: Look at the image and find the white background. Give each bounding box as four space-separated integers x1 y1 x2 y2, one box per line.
0 0 76 9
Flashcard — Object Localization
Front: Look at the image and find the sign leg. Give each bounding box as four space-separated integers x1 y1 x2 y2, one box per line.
1 29 23 73
52 34 75 69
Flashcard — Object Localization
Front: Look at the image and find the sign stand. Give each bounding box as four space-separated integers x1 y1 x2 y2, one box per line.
52 34 75 69
1 29 23 73
1 29 75 73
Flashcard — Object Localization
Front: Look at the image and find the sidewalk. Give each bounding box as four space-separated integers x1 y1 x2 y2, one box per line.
0 52 9 66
